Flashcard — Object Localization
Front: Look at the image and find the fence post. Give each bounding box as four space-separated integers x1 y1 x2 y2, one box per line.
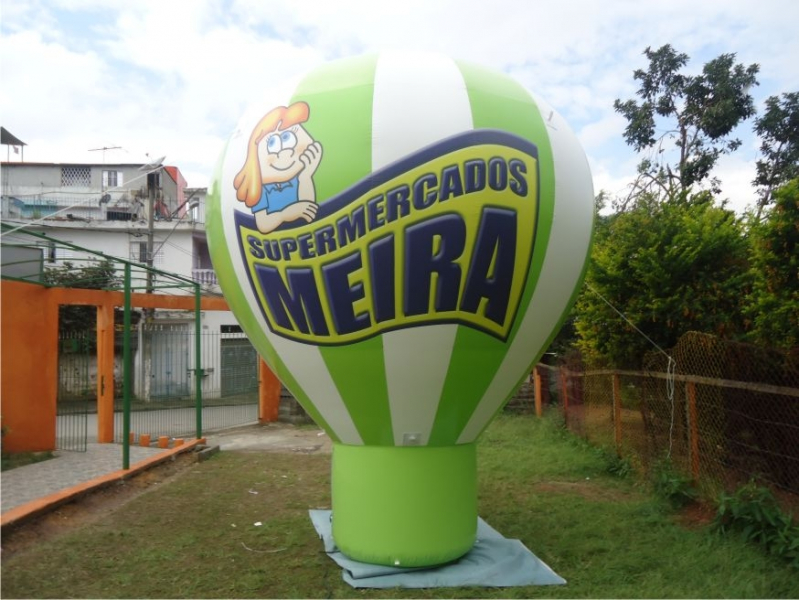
686 381 700 481
194 284 203 440
122 263 132 470
533 367 542 418
613 373 622 456
560 368 569 428
259 359 281 423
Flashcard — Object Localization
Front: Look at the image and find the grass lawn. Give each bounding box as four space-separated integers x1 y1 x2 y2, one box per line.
2 414 797 598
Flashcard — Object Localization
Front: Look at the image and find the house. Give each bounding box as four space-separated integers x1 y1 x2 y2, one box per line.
0 160 258 403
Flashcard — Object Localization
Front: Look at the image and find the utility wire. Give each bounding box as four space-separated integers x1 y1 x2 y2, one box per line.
585 281 678 458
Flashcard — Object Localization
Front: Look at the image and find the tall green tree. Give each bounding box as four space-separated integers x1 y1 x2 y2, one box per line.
614 45 759 204
753 92 799 218
574 192 750 367
745 179 799 349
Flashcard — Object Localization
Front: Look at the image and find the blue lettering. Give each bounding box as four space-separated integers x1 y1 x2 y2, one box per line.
461 207 516 326
386 185 411 222
412 173 438 210
322 251 371 335
367 195 386 230
404 213 466 316
337 206 366 247
439 165 464 201
255 265 329 335
508 159 528 197
488 157 508 191
368 234 396 323
464 159 486 194
247 235 265 260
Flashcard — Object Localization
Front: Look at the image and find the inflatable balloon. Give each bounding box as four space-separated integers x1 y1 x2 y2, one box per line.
207 51 594 567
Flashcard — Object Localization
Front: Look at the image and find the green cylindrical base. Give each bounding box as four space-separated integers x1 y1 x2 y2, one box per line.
331 442 477 568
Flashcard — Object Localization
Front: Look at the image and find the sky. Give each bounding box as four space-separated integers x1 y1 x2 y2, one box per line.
2 0 798 215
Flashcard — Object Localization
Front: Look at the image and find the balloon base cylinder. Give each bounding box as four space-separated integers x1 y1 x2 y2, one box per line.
331 442 477 568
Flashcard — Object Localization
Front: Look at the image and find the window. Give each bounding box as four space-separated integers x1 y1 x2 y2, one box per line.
61 166 91 187
46 241 73 263
129 241 163 265
103 170 123 189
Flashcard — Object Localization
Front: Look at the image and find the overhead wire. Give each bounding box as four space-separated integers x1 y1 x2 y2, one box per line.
585 282 678 458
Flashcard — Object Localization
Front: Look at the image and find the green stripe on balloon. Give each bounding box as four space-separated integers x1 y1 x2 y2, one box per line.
291 55 394 446
427 62 556 446
292 53 378 202
206 146 340 442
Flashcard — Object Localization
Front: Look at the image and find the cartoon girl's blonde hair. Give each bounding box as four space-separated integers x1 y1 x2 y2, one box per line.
233 102 311 208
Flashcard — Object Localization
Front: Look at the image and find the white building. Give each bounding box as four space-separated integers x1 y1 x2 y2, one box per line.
0 159 257 402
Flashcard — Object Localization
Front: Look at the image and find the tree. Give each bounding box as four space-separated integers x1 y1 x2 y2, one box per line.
614 45 759 204
44 259 121 334
574 191 750 367
745 179 799 349
753 92 799 218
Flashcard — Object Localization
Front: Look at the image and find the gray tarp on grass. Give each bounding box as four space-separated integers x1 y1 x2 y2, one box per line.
309 509 566 589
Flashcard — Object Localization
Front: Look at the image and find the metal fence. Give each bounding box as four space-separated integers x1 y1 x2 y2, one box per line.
56 323 261 451
541 332 799 505
117 320 260 442
56 332 92 451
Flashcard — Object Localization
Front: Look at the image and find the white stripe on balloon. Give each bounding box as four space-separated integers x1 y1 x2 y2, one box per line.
371 51 474 446
457 95 595 443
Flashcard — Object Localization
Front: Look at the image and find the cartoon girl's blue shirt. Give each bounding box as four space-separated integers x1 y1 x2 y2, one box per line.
252 177 300 213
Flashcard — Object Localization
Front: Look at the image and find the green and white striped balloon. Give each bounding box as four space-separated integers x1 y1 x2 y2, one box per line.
207 51 593 566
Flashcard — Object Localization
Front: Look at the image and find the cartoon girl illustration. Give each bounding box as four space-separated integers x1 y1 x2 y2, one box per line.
233 101 323 234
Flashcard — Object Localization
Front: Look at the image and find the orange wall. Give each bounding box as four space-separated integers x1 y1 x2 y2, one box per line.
1 279 233 454
1 280 59 452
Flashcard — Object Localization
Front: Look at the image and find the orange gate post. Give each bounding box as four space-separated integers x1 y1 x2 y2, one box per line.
533 367 543 418
96 302 115 443
259 359 281 423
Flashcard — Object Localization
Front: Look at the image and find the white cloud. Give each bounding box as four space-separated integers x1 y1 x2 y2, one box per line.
1 0 797 201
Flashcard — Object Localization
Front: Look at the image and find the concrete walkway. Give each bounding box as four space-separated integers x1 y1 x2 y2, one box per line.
1 444 163 513
0 423 330 525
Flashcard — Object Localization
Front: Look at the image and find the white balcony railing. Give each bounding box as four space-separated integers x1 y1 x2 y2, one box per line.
192 269 218 286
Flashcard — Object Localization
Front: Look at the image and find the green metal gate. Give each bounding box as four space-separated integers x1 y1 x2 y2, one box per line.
220 336 259 398
56 332 91 451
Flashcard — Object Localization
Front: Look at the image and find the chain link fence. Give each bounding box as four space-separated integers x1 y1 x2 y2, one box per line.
537 332 799 505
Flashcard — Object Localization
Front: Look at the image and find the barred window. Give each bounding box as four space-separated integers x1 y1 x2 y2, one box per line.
61 166 91 187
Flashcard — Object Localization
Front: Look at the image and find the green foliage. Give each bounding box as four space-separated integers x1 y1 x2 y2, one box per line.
614 44 759 197
652 458 698 508
714 481 799 566
753 93 799 213
575 191 750 367
43 259 121 334
604 452 634 478
745 179 799 350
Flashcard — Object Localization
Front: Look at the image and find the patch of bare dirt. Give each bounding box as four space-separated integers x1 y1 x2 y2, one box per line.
532 480 639 502
1 451 199 559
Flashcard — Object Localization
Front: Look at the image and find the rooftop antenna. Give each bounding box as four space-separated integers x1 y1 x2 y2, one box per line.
88 145 122 163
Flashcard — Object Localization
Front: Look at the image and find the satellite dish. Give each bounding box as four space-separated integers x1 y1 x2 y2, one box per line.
139 155 166 171
99 194 111 206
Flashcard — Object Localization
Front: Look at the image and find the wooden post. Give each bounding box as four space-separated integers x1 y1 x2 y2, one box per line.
533 367 543 418
259 359 281 423
96 302 115 443
686 381 700 480
612 374 622 456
